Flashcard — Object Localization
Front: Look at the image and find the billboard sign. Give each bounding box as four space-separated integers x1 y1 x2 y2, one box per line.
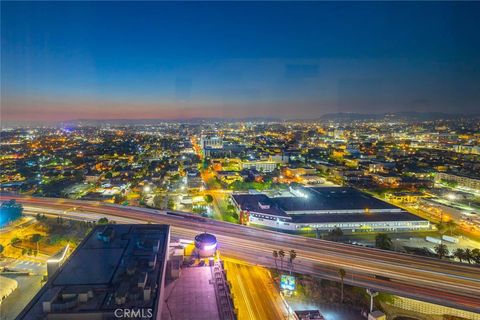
280 274 296 291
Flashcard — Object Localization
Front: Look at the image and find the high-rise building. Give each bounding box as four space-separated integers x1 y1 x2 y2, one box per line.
17 224 170 320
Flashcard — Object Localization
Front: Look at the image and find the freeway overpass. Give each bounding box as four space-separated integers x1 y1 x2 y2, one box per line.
2 195 480 314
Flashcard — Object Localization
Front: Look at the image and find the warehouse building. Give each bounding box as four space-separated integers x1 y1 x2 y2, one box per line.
231 187 430 232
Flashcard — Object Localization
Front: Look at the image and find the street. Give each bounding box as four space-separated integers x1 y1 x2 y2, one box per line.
224 259 290 320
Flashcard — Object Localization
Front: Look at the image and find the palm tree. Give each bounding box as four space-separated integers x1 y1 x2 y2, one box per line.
289 250 297 275
436 222 447 236
338 268 346 303
328 227 343 242
375 233 392 250
31 234 42 254
153 194 164 209
445 220 457 236
464 249 473 264
453 248 465 263
472 248 480 264
278 249 285 271
272 250 279 271
434 243 449 259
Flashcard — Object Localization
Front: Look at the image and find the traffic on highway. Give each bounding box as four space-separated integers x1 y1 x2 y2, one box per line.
2 194 480 313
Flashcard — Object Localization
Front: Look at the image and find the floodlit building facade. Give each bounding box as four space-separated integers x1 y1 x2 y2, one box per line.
232 187 430 232
241 160 277 173
435 172 480 191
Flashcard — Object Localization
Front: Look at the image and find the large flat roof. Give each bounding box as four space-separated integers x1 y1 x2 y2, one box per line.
231 187 428 225
18 224 170 320
276 187 399 212
231 193 289 217
233 187 399 217
162 267 220 320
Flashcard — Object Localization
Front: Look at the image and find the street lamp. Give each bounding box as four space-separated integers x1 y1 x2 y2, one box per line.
446 193 456 201
366 289 379 312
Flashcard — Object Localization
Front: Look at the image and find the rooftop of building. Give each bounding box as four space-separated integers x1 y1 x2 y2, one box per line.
17 224 170 320
232 187 399 217
277 187 400 212
295 310 326 320
231 193 289 217
232 187 429 225
438 171 480 180
161 267 220 320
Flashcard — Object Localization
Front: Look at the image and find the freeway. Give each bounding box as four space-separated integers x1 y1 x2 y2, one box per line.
3 195 480 314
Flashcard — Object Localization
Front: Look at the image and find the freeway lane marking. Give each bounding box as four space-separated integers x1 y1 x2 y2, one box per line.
25 208 480 286
26 206 480 291
17 199 480 312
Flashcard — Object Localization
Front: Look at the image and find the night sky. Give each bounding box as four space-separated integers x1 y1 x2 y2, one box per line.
2 1 480 121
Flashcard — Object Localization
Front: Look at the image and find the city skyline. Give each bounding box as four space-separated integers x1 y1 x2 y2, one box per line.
2 2 480 319
2 119 480 319
2 1 480 122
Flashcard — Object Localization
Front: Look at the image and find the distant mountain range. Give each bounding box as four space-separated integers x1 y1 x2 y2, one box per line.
316 112 479 122
62 112 480 125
